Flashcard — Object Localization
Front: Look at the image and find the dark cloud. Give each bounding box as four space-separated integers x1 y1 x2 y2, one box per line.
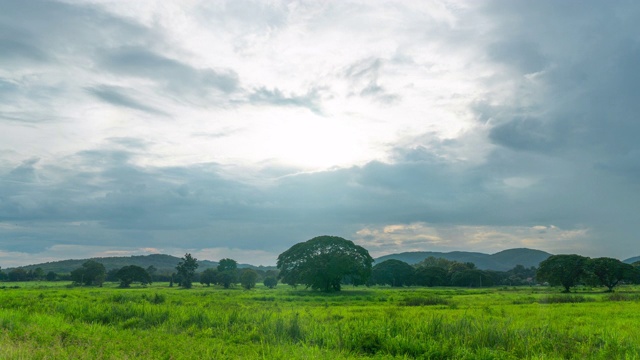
101 47 239 96
5 158 40 183
2 0 640 262
0 0 151 63
248 87 322 114
107 137 152 150
0 38 48 64
86 85 167 116
487 40 548 74
344 58 400 104
488 117 562 152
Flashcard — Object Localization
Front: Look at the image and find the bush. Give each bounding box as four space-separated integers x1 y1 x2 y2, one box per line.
606 293 639 302
538 295 594 304
402 296 450 306
350 332 382 355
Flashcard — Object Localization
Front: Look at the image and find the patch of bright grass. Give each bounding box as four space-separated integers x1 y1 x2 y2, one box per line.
0 283 639 358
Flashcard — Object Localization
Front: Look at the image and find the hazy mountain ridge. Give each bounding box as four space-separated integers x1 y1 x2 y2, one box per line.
12 248 637 274
624 256 640 264
15 254 275 274
374 248 553 271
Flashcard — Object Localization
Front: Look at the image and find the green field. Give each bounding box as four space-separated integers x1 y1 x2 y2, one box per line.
1 283 639 359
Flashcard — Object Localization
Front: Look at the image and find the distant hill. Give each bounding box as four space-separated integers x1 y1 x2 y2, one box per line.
11 248 555 274
15 254 276 274
624 256 640 264
374 248 552 271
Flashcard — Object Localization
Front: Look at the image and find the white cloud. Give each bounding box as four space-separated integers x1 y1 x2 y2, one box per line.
354 222 591 258
1 0 640 267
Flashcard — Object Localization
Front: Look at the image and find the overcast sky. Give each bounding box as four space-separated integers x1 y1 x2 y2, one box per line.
1 0 639 267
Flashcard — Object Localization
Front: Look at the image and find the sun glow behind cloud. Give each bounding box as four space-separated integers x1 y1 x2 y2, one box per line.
1 0 640 267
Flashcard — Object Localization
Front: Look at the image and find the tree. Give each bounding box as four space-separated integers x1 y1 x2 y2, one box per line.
217 258 238 289
536 254 589 292
218 258 238 272
116 265 152 288
240 269 258 290
371 259 415 287
8 268 28 282
106 268 120 282
32 267 45 281
414 266 449 287
264 276 278 289
70 260 106 286
0 267 8 281
450 269 494 287
146 265 157 281
175 253 198 289
45 271 57 281
586 257 636 292
277 235 373 292
200 268 217 286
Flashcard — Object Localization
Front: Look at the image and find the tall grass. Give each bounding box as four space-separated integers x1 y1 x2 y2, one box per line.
1 283 639 358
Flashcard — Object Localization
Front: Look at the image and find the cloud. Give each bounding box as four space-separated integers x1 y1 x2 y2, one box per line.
1 0 640 267
344 57 400 104
248 87 322 114
101 47 240 98
86 85 168 116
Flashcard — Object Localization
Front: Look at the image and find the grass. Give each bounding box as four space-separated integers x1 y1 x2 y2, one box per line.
1 282 640 359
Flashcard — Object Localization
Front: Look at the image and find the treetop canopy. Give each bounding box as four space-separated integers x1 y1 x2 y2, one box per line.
277 235 373 292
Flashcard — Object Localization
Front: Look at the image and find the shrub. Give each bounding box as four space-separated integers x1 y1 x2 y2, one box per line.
538 295 594 304
402 296 450 306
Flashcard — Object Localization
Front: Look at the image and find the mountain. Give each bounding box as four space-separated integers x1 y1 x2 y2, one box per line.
15 254 275 274
624 256 640 264
374 248 552 271
10 248 554 274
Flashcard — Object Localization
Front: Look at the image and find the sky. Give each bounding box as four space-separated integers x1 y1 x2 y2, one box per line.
1 0 639 268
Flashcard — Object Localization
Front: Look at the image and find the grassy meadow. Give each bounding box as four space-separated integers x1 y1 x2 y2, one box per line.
1 282 639 359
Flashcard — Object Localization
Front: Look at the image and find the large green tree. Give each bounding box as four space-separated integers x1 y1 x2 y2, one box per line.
217 258 238 288
371 259 415 287
116 265 152 288
414 266 449 287
70 260 106 286
263 276 278 289
277 235 373 292
536 254 589 292
586 257 636 292
176 253 198 289
200 268 217 287
240 269 258 290
450 269 494 287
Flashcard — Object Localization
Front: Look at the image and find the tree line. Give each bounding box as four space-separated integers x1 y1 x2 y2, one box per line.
2 236 639 292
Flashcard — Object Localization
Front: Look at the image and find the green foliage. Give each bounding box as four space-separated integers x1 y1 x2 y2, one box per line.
450 269 495 287
414 266 449 286
200 268 217 287
2 285 640 359
586 257 637 291
402 295 450 306
264 276 278 289
175 253 198 289
8 268 28 282
240 269 258 290
70 260 106 287
538 295 594 304
277 235 373 292
536 254 590 292
115 265 152 288
45 271 57 281
371 259 414 287
216 258 238 288
217 258 238 272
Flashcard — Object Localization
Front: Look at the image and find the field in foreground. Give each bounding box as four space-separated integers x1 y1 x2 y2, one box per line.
1 283 639 359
